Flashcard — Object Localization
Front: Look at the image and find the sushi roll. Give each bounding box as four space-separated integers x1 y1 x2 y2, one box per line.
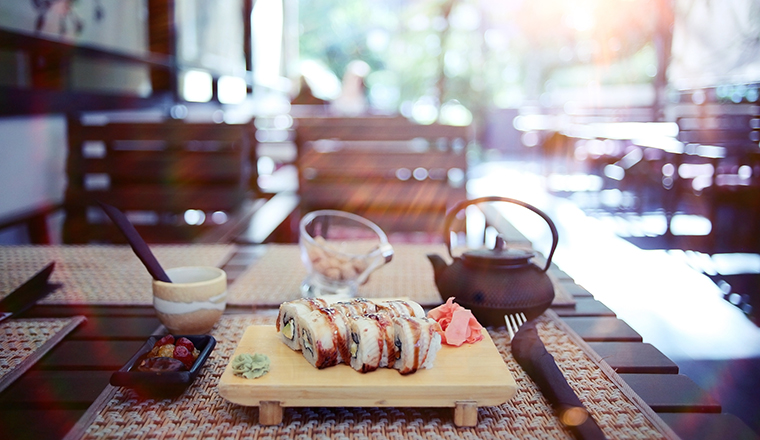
392 316 442 375
276 298 328 351
369 313 397 368
347 313 395 372
376 299 425 318
331 297 377 317
296 307 351 368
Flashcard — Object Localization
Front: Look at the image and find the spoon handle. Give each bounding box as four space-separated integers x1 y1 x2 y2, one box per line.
97 201 171 282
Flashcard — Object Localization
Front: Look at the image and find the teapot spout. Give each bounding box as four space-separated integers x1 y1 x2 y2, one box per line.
427 253 453 301
426 253 448 278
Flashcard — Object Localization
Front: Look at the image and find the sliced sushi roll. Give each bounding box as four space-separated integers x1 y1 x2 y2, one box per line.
276 298 328 351
296 307 351 369
391 316 442 375
347 313 397 372
331 297 377 317
376 299 425 318
368 313 397 368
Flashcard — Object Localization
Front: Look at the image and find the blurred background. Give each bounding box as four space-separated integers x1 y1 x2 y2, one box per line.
2 0 758 322
1 0 760 433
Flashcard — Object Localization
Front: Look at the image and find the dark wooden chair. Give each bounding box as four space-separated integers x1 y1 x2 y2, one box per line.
0 203 63 244
64 116 259 244
293 116 471 240
674 101 760 252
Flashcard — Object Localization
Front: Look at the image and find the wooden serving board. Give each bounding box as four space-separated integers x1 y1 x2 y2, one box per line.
218 325 517 426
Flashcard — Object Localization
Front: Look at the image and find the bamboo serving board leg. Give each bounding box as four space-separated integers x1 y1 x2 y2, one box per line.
256 401 478 427
453 401 478 427
259 401 283 425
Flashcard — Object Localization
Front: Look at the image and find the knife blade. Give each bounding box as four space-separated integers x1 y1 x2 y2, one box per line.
0 262 56 323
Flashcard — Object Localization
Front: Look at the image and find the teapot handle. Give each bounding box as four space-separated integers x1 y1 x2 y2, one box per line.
443 196 559 273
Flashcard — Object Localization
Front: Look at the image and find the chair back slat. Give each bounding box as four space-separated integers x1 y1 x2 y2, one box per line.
294 116 470 237
64 117 256 244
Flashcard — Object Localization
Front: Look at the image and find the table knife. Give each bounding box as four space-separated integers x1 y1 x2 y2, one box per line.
0 262 56 323
512 320 608 440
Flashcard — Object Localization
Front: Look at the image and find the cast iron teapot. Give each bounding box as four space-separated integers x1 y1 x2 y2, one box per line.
427 196 559 326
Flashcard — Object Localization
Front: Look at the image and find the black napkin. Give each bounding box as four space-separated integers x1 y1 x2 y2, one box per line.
512 320 607 440
97 201 171 282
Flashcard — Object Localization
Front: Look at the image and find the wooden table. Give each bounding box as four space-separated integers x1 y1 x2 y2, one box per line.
0 244 757 440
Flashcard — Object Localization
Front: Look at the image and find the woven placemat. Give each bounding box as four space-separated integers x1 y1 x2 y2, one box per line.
0 245 235 305
228 244 575 308
66 310 677 440
228 244 445 306
0 316 86 393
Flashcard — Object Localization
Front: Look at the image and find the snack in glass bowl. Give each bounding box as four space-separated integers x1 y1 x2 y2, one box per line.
299 210 394 299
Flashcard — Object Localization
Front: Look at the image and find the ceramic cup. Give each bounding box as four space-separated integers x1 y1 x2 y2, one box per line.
152 266 227 334
299 210 393 300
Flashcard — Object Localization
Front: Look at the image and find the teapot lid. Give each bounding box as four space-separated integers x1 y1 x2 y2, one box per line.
462 247 535 268
443 197 559 273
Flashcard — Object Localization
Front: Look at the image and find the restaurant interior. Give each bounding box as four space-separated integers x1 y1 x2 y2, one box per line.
1 0 760 438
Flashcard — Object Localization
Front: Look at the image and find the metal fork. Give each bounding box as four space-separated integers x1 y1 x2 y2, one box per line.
504 312 527 341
